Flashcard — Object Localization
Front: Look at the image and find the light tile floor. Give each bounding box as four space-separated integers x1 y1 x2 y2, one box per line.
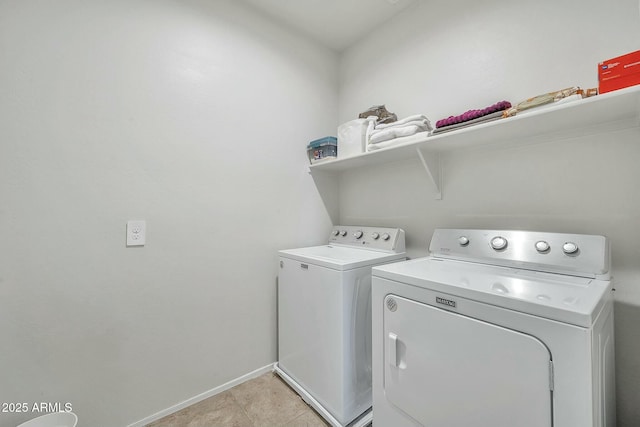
146 372 330 427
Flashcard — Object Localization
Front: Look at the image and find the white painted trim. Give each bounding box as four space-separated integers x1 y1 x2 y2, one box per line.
127 363 276 427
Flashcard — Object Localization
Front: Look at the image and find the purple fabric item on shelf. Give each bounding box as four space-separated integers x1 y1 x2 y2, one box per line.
432 111 505 134
436 100 511 128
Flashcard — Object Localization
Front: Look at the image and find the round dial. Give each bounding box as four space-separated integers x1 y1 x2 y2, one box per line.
332 230 339 236
381 233 391 241
339 230 347 237
563 242 579 255
371 232 380 240
490 236 508 250
458 236 470 246
354 230 364 239
535 240 550 253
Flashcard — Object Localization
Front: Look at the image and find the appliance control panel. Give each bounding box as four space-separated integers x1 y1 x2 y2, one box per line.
329 226 405 253
429 229 610 279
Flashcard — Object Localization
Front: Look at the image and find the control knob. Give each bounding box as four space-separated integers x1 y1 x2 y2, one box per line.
332 230 339 236
458 236 470 246
371 232 380 240
535 240 550 253
490 236 508 251
381 233 391 241
354 230 364 239
339 230 347 237
563 242 579 255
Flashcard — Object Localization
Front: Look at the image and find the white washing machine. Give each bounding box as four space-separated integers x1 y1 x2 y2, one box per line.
372 229 615 427
276 226 406 427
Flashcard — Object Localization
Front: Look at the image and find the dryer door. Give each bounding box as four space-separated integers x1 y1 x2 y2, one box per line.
383 294 553 427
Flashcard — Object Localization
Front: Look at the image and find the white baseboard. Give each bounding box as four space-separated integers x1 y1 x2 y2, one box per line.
127 363 276 427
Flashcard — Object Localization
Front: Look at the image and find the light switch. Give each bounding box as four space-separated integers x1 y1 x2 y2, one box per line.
126 220 146 246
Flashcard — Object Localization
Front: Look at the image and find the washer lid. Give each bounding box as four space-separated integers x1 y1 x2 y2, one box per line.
373 257 612 327
279 245 406 270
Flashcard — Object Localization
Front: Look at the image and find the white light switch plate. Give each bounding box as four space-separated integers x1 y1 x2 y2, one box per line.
127 220 146 246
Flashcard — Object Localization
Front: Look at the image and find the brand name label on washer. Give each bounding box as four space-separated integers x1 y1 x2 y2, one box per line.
436 296 456 308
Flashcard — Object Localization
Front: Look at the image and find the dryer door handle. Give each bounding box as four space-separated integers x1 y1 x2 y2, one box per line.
388 332 399 367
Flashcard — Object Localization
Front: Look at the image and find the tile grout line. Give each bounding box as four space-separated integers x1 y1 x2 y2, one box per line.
272 373 318 425
227 387 257 427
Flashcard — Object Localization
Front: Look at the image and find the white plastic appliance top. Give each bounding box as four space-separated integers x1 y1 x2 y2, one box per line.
279 226 406 271
372 229 613 327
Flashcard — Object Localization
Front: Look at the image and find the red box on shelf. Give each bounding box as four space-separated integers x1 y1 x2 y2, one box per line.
598 49 640 94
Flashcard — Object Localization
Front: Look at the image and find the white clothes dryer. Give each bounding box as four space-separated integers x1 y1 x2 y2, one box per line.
372 229 615 427
276 226 406 427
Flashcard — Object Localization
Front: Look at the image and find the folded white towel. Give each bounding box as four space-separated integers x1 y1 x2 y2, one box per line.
369 122 430 145
367 135 421 151
371 119 429 135
374 114 432 130
366 114 433 146
364 116 377 147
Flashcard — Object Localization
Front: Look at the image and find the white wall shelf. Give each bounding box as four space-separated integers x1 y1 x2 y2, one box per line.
309 85 640 198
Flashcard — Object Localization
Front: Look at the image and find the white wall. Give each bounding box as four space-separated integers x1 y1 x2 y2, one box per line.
338 0 640 425
0 1 337 426
3 0 639 425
